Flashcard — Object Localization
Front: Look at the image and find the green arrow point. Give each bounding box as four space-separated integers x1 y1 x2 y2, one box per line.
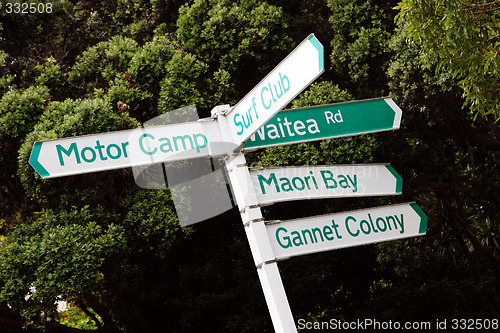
410 203 428 234
29 142 50 178
385 165 403 194
308 34 324 72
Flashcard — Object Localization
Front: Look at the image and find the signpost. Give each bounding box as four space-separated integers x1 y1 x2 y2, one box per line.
28 33 427 333
226 34 324 145
243 97 402 150
266 202 427 260
29 119 228 178
249 164 402 205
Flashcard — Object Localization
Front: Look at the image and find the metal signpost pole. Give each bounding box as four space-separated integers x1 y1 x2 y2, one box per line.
213 106 297 333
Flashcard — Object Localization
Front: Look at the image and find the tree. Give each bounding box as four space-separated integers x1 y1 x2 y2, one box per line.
326 0 397 97
396 0 500 120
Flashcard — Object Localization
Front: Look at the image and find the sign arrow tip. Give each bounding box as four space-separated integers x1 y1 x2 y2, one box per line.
29 142 50 178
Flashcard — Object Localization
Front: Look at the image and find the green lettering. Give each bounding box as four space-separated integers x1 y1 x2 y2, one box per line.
376 217 387 232
234 113 244 135
159 137 173 153
347 175 357 192
311 227 324 243
173 135 194 151
193 133 207 152
280 177 293 192
106 143 121 160
139 133 157 155
320 170 337 189
323 225 334 241
95 140 107 161
121 142 129 158
276 227 292 249
395 214 405 233
301 229 314 245
338 175 349 189
332 219 343 239
345 216 359 237
56 143 80 166
360 219 371 234
81 147 96 163
291 231 303 246
385 215 395 231
292 177 305 191
258 173 279 194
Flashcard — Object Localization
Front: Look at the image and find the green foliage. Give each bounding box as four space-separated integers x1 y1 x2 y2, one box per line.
327 0 396 97
158 51 212 112
128 34 177 91
69 36 140 92
34 61 62 88
58 305 102 330
123 188 187 256
396 0 500 120
0 207 125 329
177 0 293 73
0 85 50 138
158 50 234 113
0 50 14 95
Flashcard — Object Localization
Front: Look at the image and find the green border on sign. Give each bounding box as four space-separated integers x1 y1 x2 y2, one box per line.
385 165 403 194
308 35 324 72
410 202 428 234
29 142 50 178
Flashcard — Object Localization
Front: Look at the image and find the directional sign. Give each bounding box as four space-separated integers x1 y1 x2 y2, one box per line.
266 202 427 260
243 97 402 150
29 119 231 178
250 164 402 205
227 34 324 145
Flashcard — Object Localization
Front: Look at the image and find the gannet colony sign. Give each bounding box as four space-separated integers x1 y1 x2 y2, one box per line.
28 34 427 333
267 203 427 260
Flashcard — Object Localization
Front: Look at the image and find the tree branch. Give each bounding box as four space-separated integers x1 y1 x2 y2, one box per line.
436 190 500 266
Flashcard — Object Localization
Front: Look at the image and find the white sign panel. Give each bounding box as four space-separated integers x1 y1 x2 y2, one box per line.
29 119 229 178
266 203 427 260
227 34 324 145
249 164 402 205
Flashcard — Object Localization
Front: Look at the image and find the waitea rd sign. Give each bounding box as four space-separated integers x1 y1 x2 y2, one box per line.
266 202 427 260
243 97 402 150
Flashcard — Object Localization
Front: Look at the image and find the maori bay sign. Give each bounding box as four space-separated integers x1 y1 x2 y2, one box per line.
250 164 402 205
266 203 427 260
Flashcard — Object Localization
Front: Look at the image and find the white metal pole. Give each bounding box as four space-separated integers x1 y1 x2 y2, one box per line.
212 106 297 333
